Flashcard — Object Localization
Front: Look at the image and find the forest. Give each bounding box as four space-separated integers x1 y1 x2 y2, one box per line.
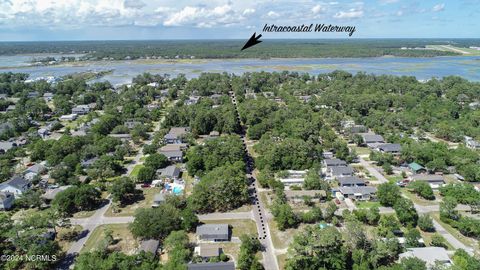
0 39 471 59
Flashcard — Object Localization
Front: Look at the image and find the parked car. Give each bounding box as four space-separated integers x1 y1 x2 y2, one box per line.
141 183 151 188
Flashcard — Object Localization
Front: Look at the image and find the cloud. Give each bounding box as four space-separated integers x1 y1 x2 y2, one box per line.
312 4 326 14
266 11 280 18
334 8 364 19
243 8 255 16
378 0 399 4
163 4 245 28
432 3 445 12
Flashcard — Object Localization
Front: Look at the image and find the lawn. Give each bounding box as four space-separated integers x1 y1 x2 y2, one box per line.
105 187 161 217
81 224 138 255
401 189 438 206
72 209 97 218
129 164 144 179
419 230 454 250
352 146 371 156
277 253 288 270
201 219 258 238
268 220 306 250
355 201 381 209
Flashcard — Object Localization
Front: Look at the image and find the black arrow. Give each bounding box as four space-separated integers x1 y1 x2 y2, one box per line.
241 32 262 51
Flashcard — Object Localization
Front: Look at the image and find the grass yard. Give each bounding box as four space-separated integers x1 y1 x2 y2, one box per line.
269 220 306 250
81 224 138 255
401 189 438 206
105 187 161 217
355 201 381 209
277 253 288 270
201 219 258 237
72 209 97 218
129 164 144 179
419 230 454 250
352 146 371 156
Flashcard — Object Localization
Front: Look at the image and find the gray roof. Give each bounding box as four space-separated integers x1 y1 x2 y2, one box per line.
156 165 180 178
0 141 15 152
160 150 183 158
399 247 450 266
2 175 29 190
187 262 235 270
41 185 71 200
198 244 220 257
24 163 45 174
330 166 354 176
165 127 189 139
362 134 385 143
0 191 14 201
196 224 229 238
339 186 377 195
411 174 445 183
139 239 159 254
338 176 365 186
377 143 402 152
323 159 347 167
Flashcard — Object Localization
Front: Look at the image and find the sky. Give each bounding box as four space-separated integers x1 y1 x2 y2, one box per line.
0 0 478 41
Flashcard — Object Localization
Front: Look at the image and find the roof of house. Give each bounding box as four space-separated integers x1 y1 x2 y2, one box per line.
198 244 220 257
41 185 71 200
399 247 450 266
0 141 15 151
339 186 377 195
160 150 183 158
338 176 365 186
165 127 189 138
323 159 347 167
377 143 402 152
411 174 445 183
196 224 229 237
24 163 45 174
187 262 235 270
284 190 327 198
2 175 29 190
0 191 14 201
156 165 180 178
159 144 184 152
330 166 354 176
362 134 385 143
409 162 425 171
139 239 160 254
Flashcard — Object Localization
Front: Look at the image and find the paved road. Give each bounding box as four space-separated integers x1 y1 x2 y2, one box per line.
230 91 279 270
358 155 474 254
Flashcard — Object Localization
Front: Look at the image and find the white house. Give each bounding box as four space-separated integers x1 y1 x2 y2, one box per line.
0 175 31 196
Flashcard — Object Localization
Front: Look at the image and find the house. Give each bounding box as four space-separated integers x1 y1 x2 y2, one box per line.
6 105 16 112
185 96 200 105
152 192 166 207
160 150 183 162
278 170 308 186
469 101 480 110
59 114 77 121
399 247 451 269
0 175 31 195
108 134 132 142
322 151 334 159
284 190 327 203
125 120 141 129
27 91 39 98
338 186 377 201
326 166 354 180
411 174 445 188
156 165 181 180
338 176 366 187
81 157 99 168
344 125 368 134
187 262 235 270
376 143 402 155
464 136 480 150
361 133 385 146
0 94 7 100
72 105 90 115
24 163 46 180
37 128 49 138
41 185 71 201
0 141 16 154
194 244 221 259
164 127 189 144
409 162 427 174
138 239 160 255
0 192 14 210
322 159 347 168
160 144 188 152
196 224 229 242
43 92 54 102
209 131 220 137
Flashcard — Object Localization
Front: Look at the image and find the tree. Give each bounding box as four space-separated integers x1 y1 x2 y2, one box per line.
405 228 422 247
129 204 181 239
303 168 328 190
398 257 427 270
324 201 338 222
408 181 434 200
14 189 42 209
394 198 418 227
52 185 101 215
285 226 346 270
238 234 263 270
418 214 435 232
377 215 401 237
440 196 458 221
377 182 401 207
110 177 137 205
144 153 169 170
137 166 156 183
382 163 393 175
430 233 447 248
